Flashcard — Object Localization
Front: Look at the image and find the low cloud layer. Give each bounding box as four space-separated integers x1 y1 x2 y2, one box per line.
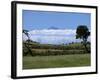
23 29 82 44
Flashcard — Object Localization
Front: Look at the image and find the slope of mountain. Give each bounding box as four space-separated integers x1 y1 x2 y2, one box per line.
48 27 59 30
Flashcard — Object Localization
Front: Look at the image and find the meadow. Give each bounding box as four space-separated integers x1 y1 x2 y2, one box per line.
23 42 91 69
23 54 90 69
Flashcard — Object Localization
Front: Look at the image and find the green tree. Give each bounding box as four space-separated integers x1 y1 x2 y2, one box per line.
76 25 90 53
23 29 33 56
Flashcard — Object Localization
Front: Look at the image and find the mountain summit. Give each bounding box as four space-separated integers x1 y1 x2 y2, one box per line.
48 27 59 30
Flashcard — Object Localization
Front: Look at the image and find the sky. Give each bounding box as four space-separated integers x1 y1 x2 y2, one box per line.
22 10 91 44
23 10 91 30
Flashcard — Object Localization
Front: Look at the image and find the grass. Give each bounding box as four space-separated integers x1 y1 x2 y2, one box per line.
23 54 90 69
24 42 85 50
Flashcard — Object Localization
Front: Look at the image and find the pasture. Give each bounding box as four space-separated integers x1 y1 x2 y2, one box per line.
23 54 90 69
23 42 91 69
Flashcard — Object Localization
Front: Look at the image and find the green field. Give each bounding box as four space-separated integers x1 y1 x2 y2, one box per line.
23 54 90 69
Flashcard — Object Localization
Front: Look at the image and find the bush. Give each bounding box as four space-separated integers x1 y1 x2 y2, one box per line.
23 42 90 56
26 50 86 56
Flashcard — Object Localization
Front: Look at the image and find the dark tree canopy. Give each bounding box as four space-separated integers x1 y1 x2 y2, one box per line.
23 29 33 56
76 25 90 53
76 25 90 40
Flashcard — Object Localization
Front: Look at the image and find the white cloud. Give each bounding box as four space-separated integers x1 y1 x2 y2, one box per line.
23 29 82 44
29 29 76 36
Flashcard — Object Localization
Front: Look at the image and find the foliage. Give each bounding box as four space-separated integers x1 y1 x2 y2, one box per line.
23 29 33 56
23 42 90 56
76 25 90 52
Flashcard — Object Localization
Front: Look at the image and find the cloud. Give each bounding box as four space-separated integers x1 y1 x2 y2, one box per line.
29 29 76 36
23 29 82 44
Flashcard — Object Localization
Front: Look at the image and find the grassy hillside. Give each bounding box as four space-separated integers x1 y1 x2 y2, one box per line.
23 42 90 56
23 54 90 69
23 42 91 69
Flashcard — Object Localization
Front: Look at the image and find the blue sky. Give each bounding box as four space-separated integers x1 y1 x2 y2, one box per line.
22 10 91 30
22 10 91 44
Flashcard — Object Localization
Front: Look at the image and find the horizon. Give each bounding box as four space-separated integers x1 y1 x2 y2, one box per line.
23 28 90 44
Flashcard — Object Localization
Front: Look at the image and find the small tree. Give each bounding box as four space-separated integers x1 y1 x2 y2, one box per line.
76 25 90 53
23 29 33 56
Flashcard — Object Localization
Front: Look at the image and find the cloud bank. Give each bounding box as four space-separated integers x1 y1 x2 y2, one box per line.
23 29 82 44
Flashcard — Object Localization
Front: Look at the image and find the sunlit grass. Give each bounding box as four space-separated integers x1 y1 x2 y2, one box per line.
23 54 90 69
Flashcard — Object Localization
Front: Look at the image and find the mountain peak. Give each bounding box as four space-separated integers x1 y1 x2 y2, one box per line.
48 27 59 30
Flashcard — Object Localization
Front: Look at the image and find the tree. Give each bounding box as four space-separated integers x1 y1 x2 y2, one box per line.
23 29 33 56
76 25 90 53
